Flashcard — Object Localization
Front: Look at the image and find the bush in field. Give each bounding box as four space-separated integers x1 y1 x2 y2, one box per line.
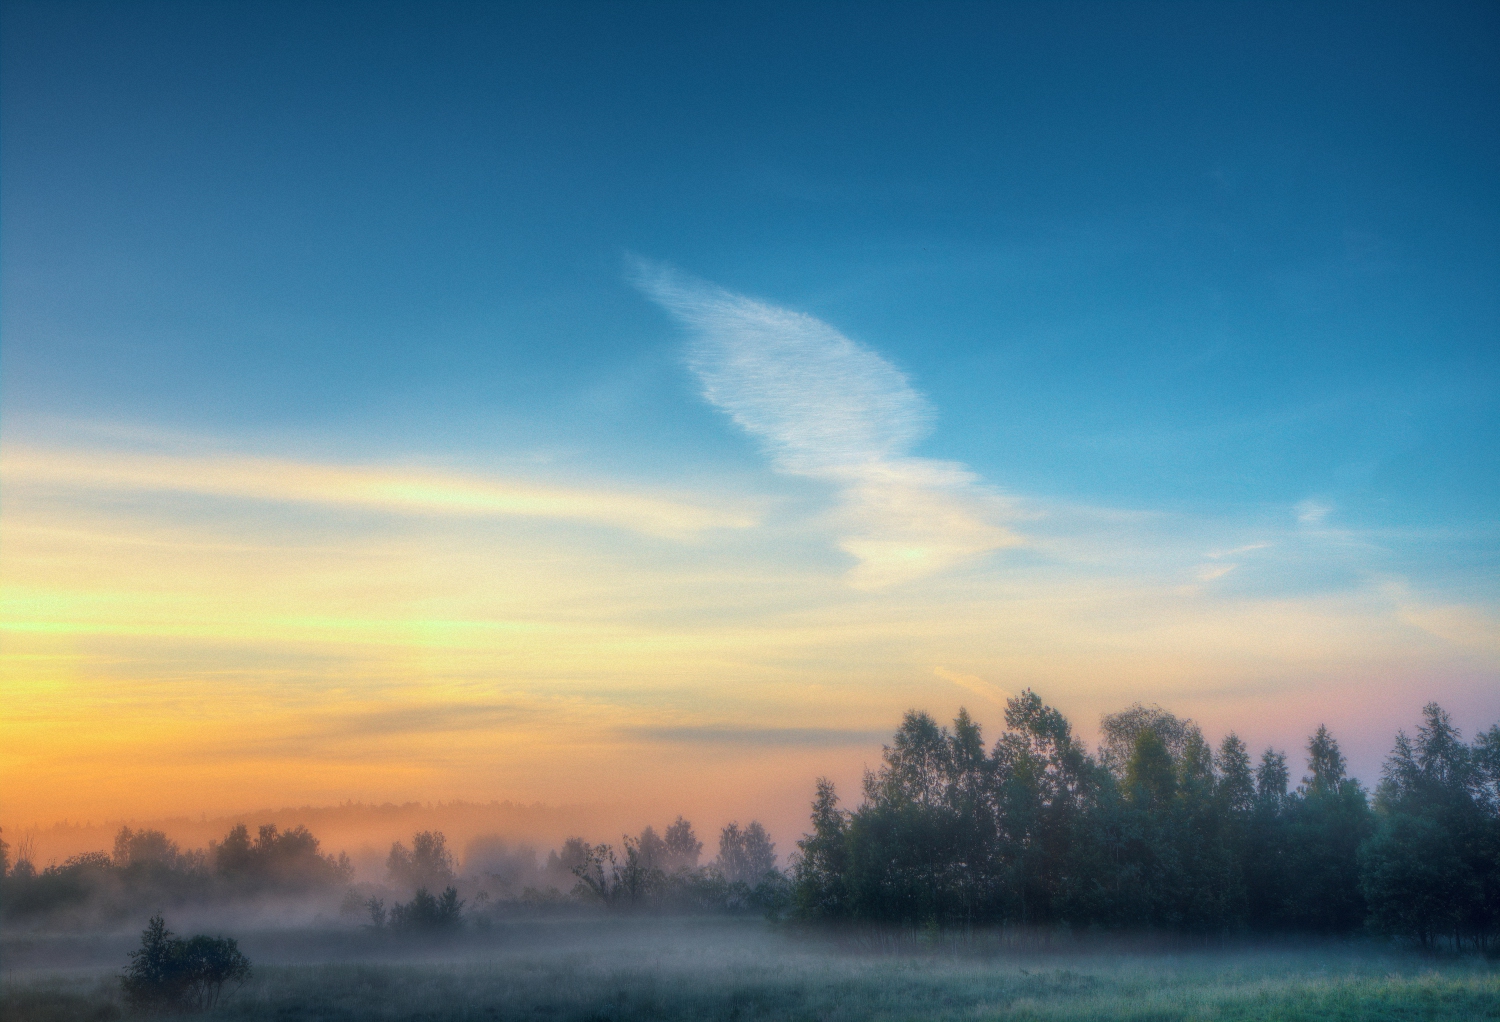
122 914 250 1011
388 886 464 931
365 896 389 929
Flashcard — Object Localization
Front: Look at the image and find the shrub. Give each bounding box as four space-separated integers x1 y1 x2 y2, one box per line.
365 896 389 929
122 914 250 1011
389 886 464 931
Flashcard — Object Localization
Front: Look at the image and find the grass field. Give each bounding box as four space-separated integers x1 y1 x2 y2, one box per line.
5 917 1498 1021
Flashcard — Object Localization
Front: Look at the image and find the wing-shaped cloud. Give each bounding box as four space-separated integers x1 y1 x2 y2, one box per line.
637 263 931 473
634 260 1019 586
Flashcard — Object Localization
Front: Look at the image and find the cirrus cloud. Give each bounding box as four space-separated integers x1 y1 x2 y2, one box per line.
633 260 1019 586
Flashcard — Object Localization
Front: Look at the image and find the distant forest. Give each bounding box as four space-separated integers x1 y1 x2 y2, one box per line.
0 813 789 928
3 694 1496 950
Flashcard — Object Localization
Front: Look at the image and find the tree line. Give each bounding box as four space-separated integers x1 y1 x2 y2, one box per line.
364 817 786 927
5 692 1494 950
0 823 353 923
0 813 785 925
791 692 1500 950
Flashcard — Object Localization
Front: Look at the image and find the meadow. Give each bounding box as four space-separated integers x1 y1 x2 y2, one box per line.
4 917 1498 1022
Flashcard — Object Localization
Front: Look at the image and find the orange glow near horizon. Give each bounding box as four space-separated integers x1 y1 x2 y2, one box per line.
4 443 1498 849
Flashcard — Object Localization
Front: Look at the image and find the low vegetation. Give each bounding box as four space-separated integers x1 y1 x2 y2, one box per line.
2 918 1497 1021
121 915 250 1012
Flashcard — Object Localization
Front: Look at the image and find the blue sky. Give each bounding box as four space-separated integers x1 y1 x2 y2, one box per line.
2 2 1496 825
7 2 1495 505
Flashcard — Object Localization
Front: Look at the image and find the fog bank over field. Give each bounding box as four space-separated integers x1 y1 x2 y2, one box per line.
6 918 1498 1022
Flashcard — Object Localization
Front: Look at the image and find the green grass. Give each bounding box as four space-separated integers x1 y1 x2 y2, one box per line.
5 918 1498 1021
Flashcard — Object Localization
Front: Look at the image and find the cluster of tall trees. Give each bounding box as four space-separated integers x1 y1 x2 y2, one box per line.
791 692 1500 949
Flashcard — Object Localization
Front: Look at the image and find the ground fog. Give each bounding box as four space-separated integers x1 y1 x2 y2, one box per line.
5 917 1497 1022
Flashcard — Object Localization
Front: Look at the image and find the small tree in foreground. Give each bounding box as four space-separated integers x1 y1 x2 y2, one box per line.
123 914 251 1011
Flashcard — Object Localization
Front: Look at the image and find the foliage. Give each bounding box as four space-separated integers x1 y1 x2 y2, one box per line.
571 837 665 909
557 817 788 917
1361 704 1500 950
789 691 1498 946
1277 728 1372 933
388 886 464 931
0 852 120 919
1 821 353 923
715 821 777 885
8 697 1493 948
213 823 352 892
663 816 704 869
365 896 389 929
387 831 456 893
121 914 250 1011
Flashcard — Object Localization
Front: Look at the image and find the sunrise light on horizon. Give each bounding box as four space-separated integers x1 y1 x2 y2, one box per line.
3 2 1496 856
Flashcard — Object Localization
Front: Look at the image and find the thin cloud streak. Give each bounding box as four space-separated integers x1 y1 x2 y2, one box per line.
634 261 1019 586
2 445 754 538
621 725 889 747
933 666 1011 706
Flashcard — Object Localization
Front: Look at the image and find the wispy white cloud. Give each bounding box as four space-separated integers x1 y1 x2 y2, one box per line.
1296 500 1333 525
636 263 930 473
634 261 1018 586
933 666 1010 706
1195 562 1238 582
1206 542 1271 559
1381 581 1500 659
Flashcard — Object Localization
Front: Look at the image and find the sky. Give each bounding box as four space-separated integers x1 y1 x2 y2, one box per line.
2 1 1497 847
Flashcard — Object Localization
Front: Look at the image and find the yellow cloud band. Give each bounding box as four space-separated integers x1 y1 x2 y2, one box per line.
1 446 756 537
